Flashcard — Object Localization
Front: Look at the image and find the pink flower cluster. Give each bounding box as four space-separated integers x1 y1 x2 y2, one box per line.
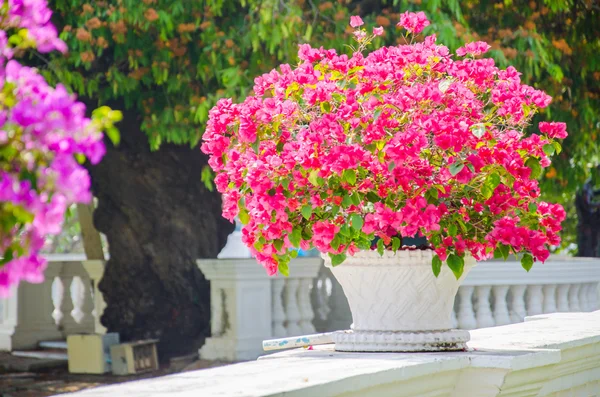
397 11 430 34
202 12 568 276
0 0 107 295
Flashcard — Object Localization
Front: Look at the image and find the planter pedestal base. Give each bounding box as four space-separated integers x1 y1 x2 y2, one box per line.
332 329 470 352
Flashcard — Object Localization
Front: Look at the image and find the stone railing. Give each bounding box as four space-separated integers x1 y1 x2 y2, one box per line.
0 254 106 351
61 311 600 397
197 257 321 361
312 255 600 332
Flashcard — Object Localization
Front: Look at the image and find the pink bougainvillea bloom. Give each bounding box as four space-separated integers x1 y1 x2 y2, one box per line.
373 26 384 36
539 122 568 139
456 41 492 57
350 15 364 28
202 10 568 276
0 0 107 295
397 11 430 34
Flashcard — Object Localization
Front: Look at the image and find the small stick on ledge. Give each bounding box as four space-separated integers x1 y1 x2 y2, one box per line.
263 331 348 351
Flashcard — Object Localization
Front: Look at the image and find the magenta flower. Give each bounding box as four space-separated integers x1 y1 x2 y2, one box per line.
0 0 111 296
456 41 492 57
350 15 364 28
202 10 568 276
373 26 384 36
397 11 430 34
539 122 568 139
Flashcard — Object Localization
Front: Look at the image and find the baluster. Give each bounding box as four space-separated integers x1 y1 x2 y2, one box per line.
272 279 287 337
510 285 527 323
542 284 557 314
492 285 510 326
589 283 599 311
475 286 495 328
556 284 570 312
284 279 302 336
310 275 331 332
457 286 477 330
579 284 590 312
526 285 544 316
51 277 64 326
70 276 86 323
297 278 316 334
568 284 582 312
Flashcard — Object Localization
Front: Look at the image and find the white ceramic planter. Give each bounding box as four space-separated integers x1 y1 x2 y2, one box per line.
323 249 475 352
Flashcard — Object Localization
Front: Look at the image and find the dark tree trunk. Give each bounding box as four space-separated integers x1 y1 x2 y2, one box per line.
89 109 234 359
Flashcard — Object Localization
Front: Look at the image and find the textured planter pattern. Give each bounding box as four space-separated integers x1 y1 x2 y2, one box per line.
323 249 475 352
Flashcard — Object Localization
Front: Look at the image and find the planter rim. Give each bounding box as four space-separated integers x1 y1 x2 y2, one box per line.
322 249 475 268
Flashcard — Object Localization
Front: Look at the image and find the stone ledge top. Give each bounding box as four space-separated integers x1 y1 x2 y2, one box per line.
59 311 600 397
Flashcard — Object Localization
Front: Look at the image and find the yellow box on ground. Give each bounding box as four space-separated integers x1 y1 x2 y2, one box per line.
67 333 120 374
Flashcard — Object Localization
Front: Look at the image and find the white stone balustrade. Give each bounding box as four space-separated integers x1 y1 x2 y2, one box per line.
314 255 600 333
0 254 106 351
456 255 600 330
197 257 322 361
61 311 600 397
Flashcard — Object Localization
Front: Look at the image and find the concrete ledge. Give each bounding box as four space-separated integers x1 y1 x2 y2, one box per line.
59 311 600 397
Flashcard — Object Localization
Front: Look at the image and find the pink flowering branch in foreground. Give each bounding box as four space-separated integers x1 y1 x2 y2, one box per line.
0 0 120 295
202 11 567 278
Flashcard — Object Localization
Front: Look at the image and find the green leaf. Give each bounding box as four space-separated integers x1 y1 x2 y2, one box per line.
521 253 534 272
486 173 501 189
528 202 538 213
425 188 439 204
448 224 458 236
391 237 401 252
481 185 493 199
366 192 380 202
377 239 385 256
75 153 87 164
252 136 261 154
351 192 361 206
278 261 290 276
432 255 442 277
273 239 284 251
494 244 510 260
342 194 353 208
342 169 357 185
301 205 312 220
449 162 464 176
330 253 347 266
373 108 382 121
238 208 250 225
106 126 120 146
320 101 332 113
525 157 542 179
446 254 464 279
388 162 396 172
308 170 320 186
543 143 555 156
289 228 302 248
351 214 364 231
0 249 14 266
552 141 562 154
331 235 341 250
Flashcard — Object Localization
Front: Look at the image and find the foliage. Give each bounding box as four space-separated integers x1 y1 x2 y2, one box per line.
0 0 116 295
45 0 598 253
202 12 568 278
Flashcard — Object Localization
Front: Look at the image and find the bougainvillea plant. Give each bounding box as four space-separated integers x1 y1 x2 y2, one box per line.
202 11 567 279
0 0 119 296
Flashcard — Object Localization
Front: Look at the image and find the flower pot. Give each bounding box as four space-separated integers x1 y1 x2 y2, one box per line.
323 249 475 352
